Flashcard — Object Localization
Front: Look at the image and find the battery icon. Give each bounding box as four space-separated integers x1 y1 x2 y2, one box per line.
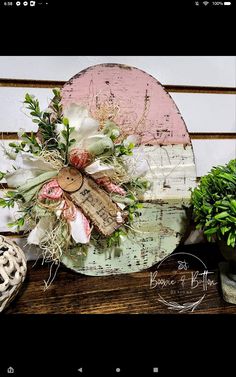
224 2 231 4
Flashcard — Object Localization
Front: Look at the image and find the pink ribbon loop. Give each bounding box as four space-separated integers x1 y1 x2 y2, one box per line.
63 201 77 221
95 176 126 196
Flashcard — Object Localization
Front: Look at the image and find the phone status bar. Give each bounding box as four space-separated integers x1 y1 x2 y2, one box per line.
194 1 233 5
1 1 49 6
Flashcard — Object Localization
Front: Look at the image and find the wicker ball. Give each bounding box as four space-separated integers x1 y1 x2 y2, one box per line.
0 236 27 312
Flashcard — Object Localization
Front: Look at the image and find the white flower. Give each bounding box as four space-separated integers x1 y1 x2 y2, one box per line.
14 152 56 171
56 103 115 156
27 216 54 245
5 152 57 188
58 103 99 149
123 134 140 147
6 169 37 188
85 160 114 178
121 147 149 178
111 128 120 139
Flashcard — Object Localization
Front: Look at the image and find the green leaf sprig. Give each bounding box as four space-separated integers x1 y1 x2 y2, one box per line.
191 159 236 247
0 171 6 181
58 117 76 164
115 142 135 157
24 89 62 150
0 190 24 208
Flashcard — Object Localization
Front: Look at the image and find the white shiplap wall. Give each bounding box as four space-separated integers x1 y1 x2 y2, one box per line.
0 88 235 134
0 56 235 86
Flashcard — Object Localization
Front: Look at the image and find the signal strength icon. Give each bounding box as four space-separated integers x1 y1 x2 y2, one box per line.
203 1 209 5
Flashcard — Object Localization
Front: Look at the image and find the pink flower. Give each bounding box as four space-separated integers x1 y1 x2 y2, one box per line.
38 179 63 200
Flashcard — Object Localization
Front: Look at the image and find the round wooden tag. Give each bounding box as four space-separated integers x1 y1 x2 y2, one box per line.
58 167 83 192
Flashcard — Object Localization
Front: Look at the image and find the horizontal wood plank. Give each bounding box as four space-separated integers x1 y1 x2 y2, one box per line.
192 139 236 176
0 87 234 133
2 132 236 140
171 92 236 133
0 87 52 132
0 78 235 94
0 56 235 86
190 133 236 139
166 85 236 95
0 78 65 88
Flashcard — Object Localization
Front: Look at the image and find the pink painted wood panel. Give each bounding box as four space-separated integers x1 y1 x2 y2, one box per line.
61 64 191 145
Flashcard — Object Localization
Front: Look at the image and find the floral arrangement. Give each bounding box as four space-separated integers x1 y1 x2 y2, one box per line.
0 89 150 285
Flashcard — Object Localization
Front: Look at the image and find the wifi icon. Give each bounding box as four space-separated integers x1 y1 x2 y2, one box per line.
203 1 209 4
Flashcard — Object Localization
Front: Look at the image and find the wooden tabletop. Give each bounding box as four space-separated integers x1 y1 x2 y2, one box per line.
4 243 236 314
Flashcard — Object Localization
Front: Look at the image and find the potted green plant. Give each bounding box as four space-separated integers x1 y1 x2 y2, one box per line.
191 159 236 303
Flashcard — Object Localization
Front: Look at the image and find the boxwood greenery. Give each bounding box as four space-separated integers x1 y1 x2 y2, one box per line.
191 159 236 248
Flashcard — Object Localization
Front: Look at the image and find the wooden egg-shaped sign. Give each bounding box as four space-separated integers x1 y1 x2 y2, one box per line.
61 64 196 276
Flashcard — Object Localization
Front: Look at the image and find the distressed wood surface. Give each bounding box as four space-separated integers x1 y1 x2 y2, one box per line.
4 243 236 314
59 64 197 275
62 201 190 275
62 64 192 145
1 139 236 186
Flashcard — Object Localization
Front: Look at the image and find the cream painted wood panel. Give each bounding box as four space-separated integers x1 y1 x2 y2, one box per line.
1 140 235 182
